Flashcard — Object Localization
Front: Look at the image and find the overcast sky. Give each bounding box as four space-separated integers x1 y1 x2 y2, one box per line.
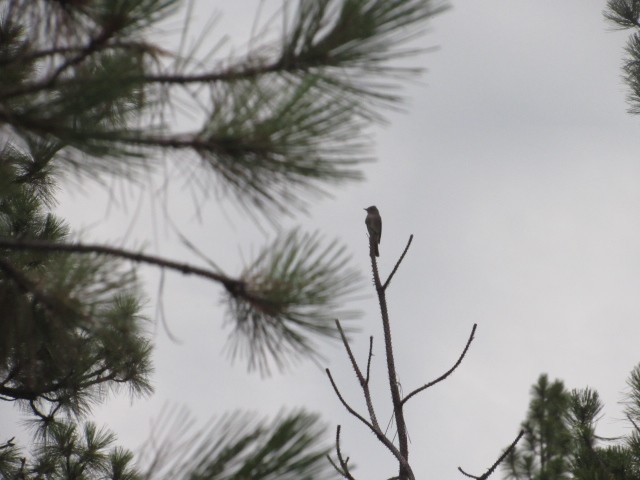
5 1 640 478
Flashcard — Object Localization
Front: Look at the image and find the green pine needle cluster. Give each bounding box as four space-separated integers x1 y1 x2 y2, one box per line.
0 421 142 479
0 145 154 419
225 229 361 375
1 0 447 215
138 408 334 480
605 0 640 114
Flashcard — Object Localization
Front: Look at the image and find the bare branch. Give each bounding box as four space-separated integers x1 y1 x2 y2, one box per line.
0 237 238 291
325 368 409 473
0 257 79 319
382 235 413 291
458 430 524 480
335 320 380 429
329 425 357 480
402 323 477 406
369 238 414 480
365 336 374 386
325 368 376 433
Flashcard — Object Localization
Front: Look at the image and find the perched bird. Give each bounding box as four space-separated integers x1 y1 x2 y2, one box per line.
364 206 382 257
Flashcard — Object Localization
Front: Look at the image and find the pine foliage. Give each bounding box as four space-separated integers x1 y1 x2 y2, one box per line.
503 367 640 480
0 0 448 477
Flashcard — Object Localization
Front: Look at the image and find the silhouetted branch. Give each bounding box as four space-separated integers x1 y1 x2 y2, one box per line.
29 400 50 422
0 437 15 450
0 237 237 290
383 235 413 290
335 320 380 429
402 323 477 406
458 429 524 480
370 235 414 480
325 368 375 433
328 425 357 480
325 368 409 473
365 336 374 385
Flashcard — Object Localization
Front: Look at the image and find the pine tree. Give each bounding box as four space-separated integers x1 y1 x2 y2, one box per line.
504 375 573 480
605 0 640 114
0 0 448 478
503 367 640 480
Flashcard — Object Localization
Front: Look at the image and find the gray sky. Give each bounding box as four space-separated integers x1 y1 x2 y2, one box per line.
4 1 640 478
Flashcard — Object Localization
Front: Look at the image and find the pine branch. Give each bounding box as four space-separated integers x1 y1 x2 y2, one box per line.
0 231 361 375
1 0 450 216
604 0 640 29
138 408 333 480
0 237 237 288
225 229 361 375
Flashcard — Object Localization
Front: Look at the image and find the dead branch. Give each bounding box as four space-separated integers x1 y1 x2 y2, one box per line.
458 430 524 480
382 235 413 290
402 324 477 406
335 320 380 429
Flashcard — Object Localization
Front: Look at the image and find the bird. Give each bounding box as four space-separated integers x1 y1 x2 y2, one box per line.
364 206 382 257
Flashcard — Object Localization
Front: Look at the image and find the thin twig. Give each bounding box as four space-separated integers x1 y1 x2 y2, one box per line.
29 400 49 422
458 430 525 480
329 425 357 480
335 320 380 429
402 324 477 406
327 455 345 478
382 235 413 291
325 368 408 470
0 437 15 450
365 336 374 386
325 368 376 434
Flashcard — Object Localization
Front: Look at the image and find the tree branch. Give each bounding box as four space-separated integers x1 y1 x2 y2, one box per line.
328 425 358 480
0 437 15 451
0 237 240 292
365 336 374 386
458 430 525 480
335 320 380 429
370 244 413 479
325 368 409 473
383 234 413 291
401 323 477 406
2 27 117 101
